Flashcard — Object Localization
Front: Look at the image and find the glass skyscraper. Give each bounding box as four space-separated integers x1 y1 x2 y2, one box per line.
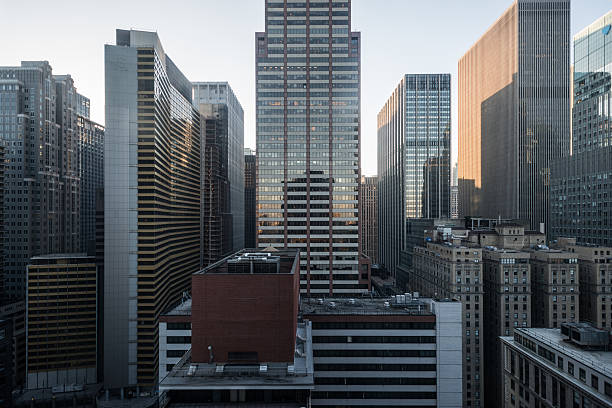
551 10 612 245
256 0 368 295
377 74 450 276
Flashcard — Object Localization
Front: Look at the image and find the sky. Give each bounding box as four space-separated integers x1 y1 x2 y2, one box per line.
1 0 610 176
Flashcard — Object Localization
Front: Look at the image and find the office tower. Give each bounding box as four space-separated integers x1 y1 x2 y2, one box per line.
54 75 82 254
78 116 104 253
193 82 245 255
26 254 97 389
244 148 257 248
0 302 25 390
0 319 11 406
555 238 612 331
482 247 531 407
302 296 462 408
104 29 202 389
458 0 570 234
502 324 612 407
530 248 579 328
411 242 483 407
359 175 378 263
0 62 89 299
451 163 458 219
256 0 367 295
550 10 612 245
378 74 451 276
0 146 3 299
160 249 314 405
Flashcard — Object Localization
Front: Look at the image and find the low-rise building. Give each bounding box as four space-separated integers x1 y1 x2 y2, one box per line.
501 324 612 408
159 249 314 406
302 295 462 408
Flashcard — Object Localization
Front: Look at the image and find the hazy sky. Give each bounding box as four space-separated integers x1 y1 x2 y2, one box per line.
1 0 609 176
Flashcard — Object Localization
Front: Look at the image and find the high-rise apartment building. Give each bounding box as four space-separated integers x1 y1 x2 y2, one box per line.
0 319 11 406
104 29 202 389
256 0 366 295
411 242 483 407
378 74 450 276
0 146 4 299
550 10 612 245
502 324 612 407
244 148 257 248
359 175 377 263
458 0 570 234
0 62 88 299
530 248 579 328
26 254 97 389
78 116 104 253
193 82 245 256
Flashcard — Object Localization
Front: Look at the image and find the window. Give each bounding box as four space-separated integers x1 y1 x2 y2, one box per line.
591 374 598 390
558 356 563 370
579 368 586 382
568 362 574 376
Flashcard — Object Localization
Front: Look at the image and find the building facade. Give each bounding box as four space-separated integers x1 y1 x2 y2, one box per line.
104 29 202 389
501 325 612 408
244 148 257 248
26 254 97 389
77 116 104 254
550 10 612 246
193 82 245 255
360 175 377 263
555 238 612 331
0 319 12 406
458 0 570 234
0 62 89 299
378 73 451 276
256 0 366 295
411 242 483 407
302 296 462 408
482 248 532 407
530 248 580 329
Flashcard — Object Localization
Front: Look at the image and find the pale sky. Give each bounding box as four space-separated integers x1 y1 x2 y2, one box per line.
1 0 609 176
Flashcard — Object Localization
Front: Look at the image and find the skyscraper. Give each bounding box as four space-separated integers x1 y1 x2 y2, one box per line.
77 116 104 253
104 29 202 389
0 62 87 300
550 10 612 245
193 82 245 255
256 0 367 295
359 175 377 263
377 74 451 276
458 0 570 235
244 148 257 248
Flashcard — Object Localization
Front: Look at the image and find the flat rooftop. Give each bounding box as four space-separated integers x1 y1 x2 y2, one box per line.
510 328 612 376
195 249 299 275
163 298 192 317
301 296 436 316
159 322 314 391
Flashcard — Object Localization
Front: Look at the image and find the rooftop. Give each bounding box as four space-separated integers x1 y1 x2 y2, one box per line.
30 253 93 260
195 249 299 275
507 327 612 377
163 298 192 317
159 322 314 391
300 295 438 316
